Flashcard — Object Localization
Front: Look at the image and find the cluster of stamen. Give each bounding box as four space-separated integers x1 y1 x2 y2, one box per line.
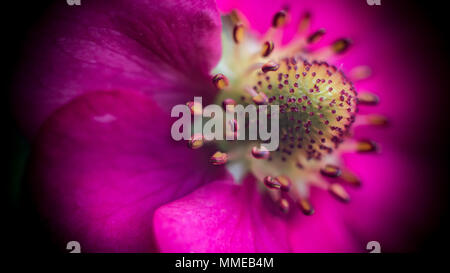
186 9 386 216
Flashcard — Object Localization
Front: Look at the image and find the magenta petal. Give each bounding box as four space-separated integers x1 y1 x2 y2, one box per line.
154 177 289 252
29 90 228 252
287 188 361 253
216 0 437 251
13 0 222 137
154 176 360 252
340 150 436 252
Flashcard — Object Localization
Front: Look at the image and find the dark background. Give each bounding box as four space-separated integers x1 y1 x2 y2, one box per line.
2 0 449 254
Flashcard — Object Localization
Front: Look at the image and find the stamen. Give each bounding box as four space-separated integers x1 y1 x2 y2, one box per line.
272 10 288 28
307 28 326 44
349 65 372 81
222 98 237 112
261 41 275 57
210 13 381 212
252 92 268 105
264 176 282 189
186 101 202 115
243 63 265 76
275 176 292 192
230 9 244 24
356 139 378 153
210 151 228 166
212 73 229 90
366 114 389 126
298 198 315 216
298 12 311 33
261 61 280 73
332 38 352 54
279 198 290 213
245 86 258 97
357 91 379 105
188 134 204 149
320 164 342 177
340 170 361 187
251 146 270 159
328 183 350 203
233 23 245 44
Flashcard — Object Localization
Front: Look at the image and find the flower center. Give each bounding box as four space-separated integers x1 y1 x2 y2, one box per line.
249 58 357 161
189 9 384 215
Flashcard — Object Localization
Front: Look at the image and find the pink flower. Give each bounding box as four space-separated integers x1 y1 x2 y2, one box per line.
13 0 437 252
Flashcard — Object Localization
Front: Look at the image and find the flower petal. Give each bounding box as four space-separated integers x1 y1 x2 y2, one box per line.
217 0 439 251
154 177 289 252
13 0 222 137
287 188 361 253
28 90 228 252
340 150 436 252
154 176 360 252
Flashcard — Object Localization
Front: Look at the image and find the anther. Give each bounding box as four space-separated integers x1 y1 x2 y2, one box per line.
222 98 236 112
212 73 229 90
332 38 352 54
279 198 290 213
230 9 242 24
272 10 288 28
263 176 281 189
307 28 326 44
233 23 245 43
298 198 315 216
357 91 379 105
251 146 270 159
188 134 204 149
252 92 268 105
186 101 202 115
262 61 280 73
261 41 275 57
210 151 228 166
366 114 389 126
340 170 361 187
320 164 342 177
328 183 350 203
275 176 292 192
356 140 378 153
350 65 372 81
298 12 311 33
